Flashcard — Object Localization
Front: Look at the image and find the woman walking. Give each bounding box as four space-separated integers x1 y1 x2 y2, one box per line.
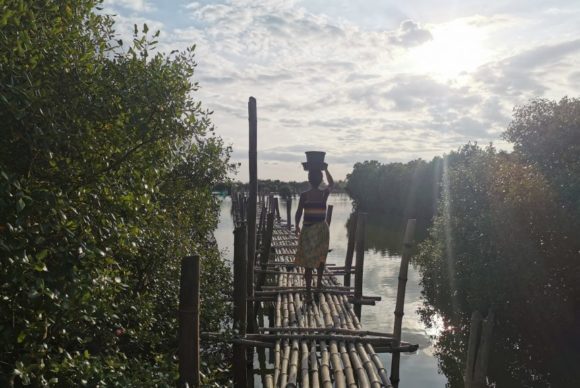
295 152 334 303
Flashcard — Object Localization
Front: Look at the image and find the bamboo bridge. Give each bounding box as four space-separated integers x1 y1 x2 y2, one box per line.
230 97 420 388
230 193 418 387
177 97 419 387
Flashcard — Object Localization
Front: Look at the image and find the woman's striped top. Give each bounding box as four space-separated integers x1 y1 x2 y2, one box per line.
303 191 328 226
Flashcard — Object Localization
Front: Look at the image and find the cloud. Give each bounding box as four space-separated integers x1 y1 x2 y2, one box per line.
104 0 580 180
443 117 490 138
388 20 433 47
474 39 580 96
569 71 580 84
384 75 480 111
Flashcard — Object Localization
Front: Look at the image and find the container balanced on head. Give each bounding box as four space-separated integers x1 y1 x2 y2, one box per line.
294 151 334 303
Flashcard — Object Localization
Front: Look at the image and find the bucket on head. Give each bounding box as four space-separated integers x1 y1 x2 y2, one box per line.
302 151 327 171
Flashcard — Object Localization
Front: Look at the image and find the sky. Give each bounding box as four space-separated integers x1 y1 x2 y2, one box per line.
103 0 580 181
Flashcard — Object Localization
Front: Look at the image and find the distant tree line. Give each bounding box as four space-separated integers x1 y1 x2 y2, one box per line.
345 158 442 220
215 179 347 198
1 1 232 385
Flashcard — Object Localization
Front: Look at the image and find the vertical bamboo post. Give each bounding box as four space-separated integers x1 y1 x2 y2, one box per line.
248 97 258 288
390 219 416 387
344 212 358 287
353 212 367 320
326 204 334 226
286 197 292 229
274 197 281 221
240 196 246 222
233 225 248 387
246 96 258 387
464 311 483 388
178 255 200 387
232 192 239 225
256 213 275 292
269 194 274 214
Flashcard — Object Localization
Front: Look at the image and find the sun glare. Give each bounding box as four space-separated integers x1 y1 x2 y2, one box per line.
409 21 490 80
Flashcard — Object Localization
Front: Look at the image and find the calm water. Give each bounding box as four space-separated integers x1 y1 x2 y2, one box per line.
215 194 447 387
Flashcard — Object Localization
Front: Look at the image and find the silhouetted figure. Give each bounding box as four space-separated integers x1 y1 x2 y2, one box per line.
295 151 334 303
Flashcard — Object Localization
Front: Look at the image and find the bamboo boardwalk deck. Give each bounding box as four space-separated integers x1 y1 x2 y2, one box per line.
230 194 418 388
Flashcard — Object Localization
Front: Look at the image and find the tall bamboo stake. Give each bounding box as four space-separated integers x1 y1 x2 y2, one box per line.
344 212 358 287
248 97 258 271
287 197 292 228
354 213 367 320
274 197 281 221
390 219 416 387
178 255 200 387
256 212 274 292
268 194 274 214
233 225 248 387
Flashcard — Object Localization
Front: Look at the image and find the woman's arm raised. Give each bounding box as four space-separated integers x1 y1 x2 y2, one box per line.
324 167 334 191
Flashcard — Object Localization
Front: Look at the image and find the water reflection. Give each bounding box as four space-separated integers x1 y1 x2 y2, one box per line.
354 213 431 257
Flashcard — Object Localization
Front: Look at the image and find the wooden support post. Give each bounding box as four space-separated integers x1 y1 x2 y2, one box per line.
247 97 258 388
243 213 254 336
268 194 274 214
390 219 416 387
256 213 275 292
257 207 266 252
344 212 358 287
233 225 248 388
353 212 367 320
326 204 334 226
273 197 280 221
286 197 292 228
232 193 238 225
178 255 200 387
248 97 258 294
240 196 246 222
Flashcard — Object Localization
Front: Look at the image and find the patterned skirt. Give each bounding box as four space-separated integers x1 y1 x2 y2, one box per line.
295 222 330 269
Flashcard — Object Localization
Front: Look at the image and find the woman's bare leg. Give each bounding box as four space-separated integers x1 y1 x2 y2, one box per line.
316 263 325 291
